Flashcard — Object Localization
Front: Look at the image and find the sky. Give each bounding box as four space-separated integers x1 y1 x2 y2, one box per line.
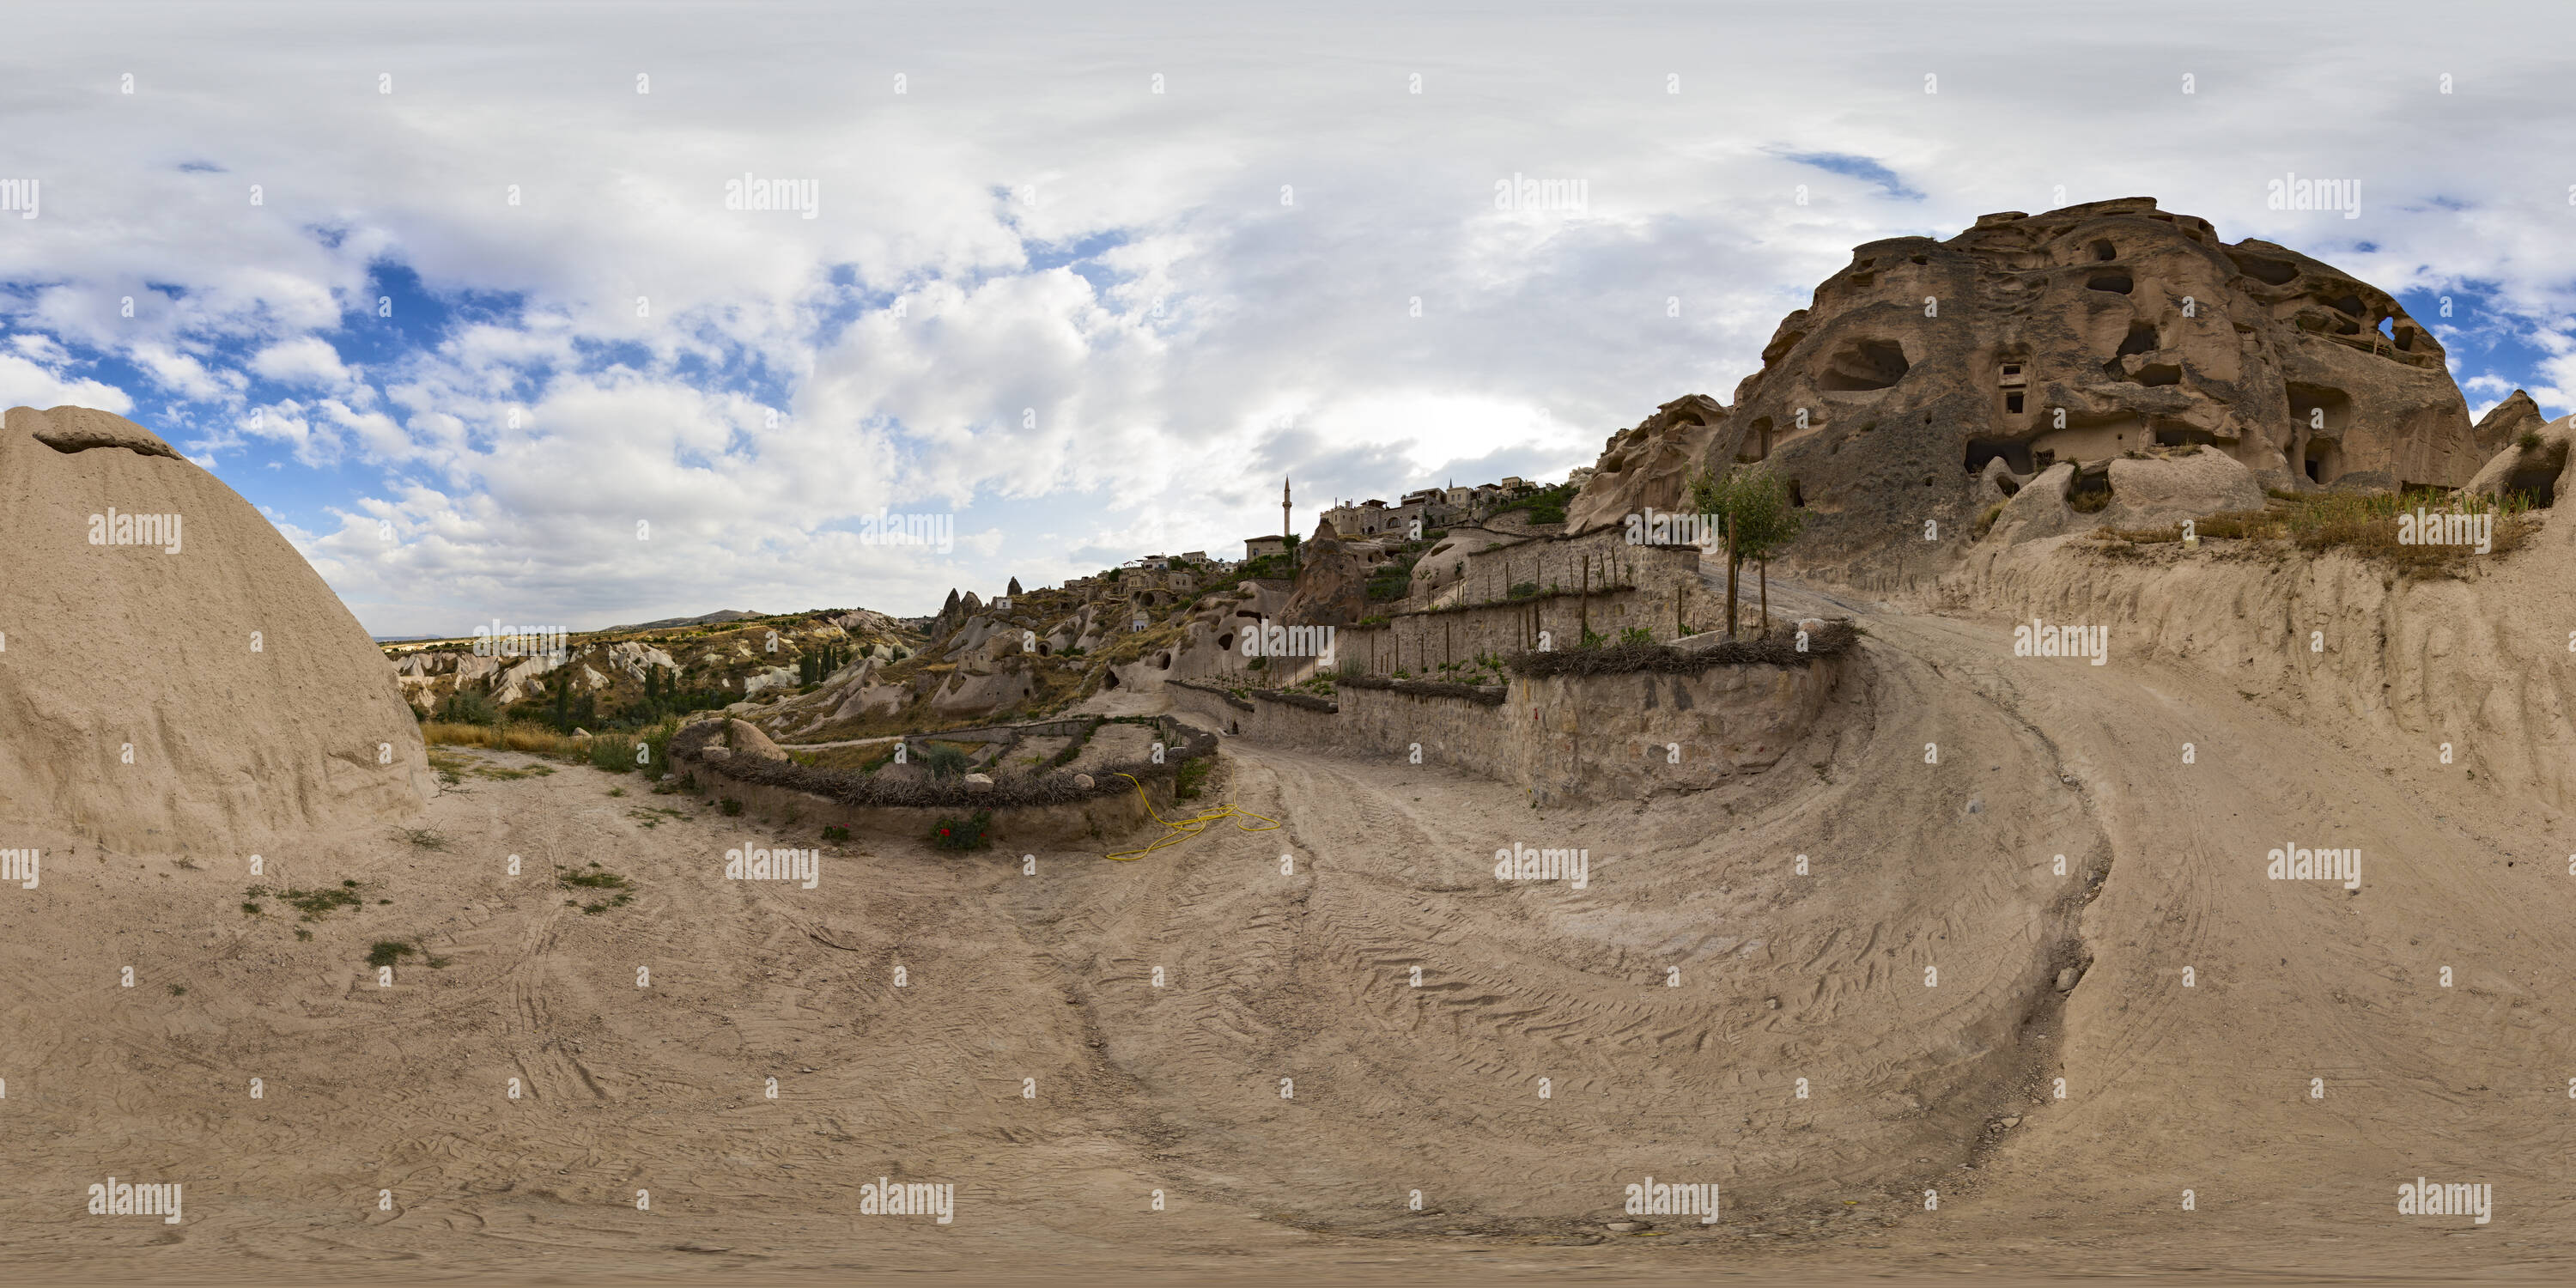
3 1 2573 634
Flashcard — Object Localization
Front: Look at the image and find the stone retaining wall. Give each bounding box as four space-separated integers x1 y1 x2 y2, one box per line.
1170 654 1846 805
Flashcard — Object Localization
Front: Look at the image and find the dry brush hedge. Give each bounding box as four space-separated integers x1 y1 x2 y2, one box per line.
1334 672 1509 707
1507 619 1859 677
1169 678 1255 711
672 716 1214 808
1252 690 1339 713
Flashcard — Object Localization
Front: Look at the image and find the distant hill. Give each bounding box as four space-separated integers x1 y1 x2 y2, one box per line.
589 609 767 635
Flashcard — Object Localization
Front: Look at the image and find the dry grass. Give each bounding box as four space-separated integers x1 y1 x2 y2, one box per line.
2095 489 2537 576
422 720 589 757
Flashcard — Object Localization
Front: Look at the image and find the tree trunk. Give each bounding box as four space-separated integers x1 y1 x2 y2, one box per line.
1759 558 1769 637
1724 524 1741 640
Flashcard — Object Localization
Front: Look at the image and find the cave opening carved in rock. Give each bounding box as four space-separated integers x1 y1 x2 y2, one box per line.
1818 339 1911 393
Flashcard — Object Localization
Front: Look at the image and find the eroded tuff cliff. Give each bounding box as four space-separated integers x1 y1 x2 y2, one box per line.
1571 198 2487 576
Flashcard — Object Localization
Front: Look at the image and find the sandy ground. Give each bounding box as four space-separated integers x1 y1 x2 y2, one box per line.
4 571 2572 1284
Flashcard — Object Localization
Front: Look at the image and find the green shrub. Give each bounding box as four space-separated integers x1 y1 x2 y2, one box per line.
2518 429 2545 453
588 735 637 774
822 825 851 843
435 688 500 726
922 744 971 779
638 721 676 781
930 810 994 851
720 798 744 816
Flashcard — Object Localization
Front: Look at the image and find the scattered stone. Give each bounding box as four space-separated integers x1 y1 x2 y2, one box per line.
1765 997 1781 1010
964 773 995 790
1074 774 1096 789
1605 1221 1644 1232
2055 967 2081 991
2001 1115 2021 1128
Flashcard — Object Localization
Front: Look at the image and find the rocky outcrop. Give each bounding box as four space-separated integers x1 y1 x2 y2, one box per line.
2461 410 2573 507
1408 526 1521 602
1565 393 1725 535
0 405 433 853
1587 198 2486 582
1280 516 1369 626
1984 447 2264 546
2471 390 2547 454
724 718 790 761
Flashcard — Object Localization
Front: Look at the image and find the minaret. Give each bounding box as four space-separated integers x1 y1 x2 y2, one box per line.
1282 476 1292 542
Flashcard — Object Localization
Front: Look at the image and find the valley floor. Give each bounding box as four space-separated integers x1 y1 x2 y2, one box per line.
3 574 2567 1284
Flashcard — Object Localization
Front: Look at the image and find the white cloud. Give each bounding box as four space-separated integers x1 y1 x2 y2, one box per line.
0 350 133 413
6 2 2576 632
249 337 355 388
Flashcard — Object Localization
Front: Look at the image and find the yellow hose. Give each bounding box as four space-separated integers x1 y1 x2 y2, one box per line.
1103 770 1281 860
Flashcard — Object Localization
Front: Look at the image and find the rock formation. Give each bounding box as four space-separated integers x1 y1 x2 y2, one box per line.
1986 447 2265 546
1584 198 2490 577
1279 516 1369 626
2472 389 2546 452
1565 393 1725 534
2461 408 2573 508
0 405 433 853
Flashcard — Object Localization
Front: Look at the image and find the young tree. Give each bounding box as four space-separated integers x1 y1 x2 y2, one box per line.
1730 471 1805 633
1689 465 1803 638
1688 465 1747 638
1007 576 1024 596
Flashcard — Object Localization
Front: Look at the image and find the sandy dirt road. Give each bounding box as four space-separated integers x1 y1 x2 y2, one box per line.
3 574 2569 1283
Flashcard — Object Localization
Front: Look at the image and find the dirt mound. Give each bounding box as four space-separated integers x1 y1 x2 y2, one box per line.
0 405 431 854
